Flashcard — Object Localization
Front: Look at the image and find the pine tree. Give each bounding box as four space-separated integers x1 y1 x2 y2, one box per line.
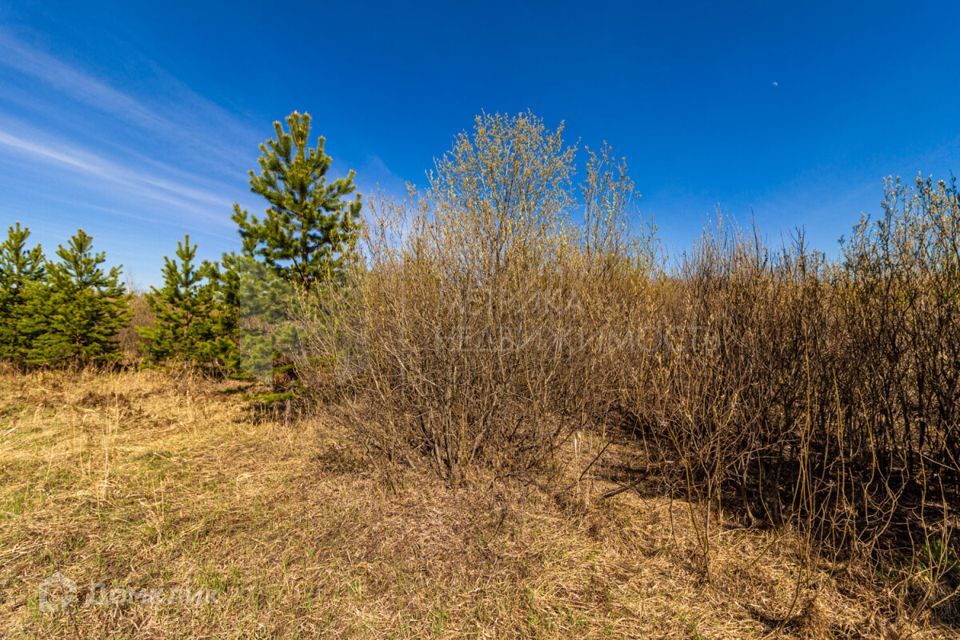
25 229 129 367
0 223 45 368
140 235 236 375
231 111 362 291
219 252 299 382
225 111 361 407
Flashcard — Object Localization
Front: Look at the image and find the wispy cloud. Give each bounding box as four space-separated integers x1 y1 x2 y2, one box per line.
0 124 235 225
0 28 268 233
0 28 261 164
0 28 168 131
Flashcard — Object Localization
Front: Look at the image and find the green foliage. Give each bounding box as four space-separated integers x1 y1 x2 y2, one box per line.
139 235 236 375
219 252 300 382
231 111 362 290
24 229 129 367
0 223 45 368
224 110 360 410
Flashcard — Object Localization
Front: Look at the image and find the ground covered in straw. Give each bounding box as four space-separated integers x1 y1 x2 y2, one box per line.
0 370 948 638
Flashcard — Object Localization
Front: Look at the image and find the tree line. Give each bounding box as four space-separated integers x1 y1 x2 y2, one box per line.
0 111 361 378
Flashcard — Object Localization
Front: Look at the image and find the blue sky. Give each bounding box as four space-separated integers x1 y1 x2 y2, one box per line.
0 1 958 286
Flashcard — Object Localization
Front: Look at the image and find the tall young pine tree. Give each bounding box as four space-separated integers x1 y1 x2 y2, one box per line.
25 229 129 367
0 223 45 368
226 112 361 394
140 235 236 375
231 111 362 290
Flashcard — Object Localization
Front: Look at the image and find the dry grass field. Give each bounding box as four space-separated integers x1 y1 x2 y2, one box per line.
0 368 951 639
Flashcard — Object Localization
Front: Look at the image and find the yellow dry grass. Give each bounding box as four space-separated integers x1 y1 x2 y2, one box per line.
0 369 949 638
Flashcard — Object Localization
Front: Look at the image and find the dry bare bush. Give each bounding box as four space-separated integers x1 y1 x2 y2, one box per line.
627 178 960 622
831 177 960 619
117 288 154 365
300 112 656 482
299 110 959 626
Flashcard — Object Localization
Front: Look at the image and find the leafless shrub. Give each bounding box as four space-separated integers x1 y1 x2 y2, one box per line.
118 288 155 365
298 111 959 624
300 112 655 482
628 178 959 620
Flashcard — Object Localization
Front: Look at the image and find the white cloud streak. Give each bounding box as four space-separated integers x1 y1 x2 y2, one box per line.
0 28 168 131
0 126 235 225
0 28 268 229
